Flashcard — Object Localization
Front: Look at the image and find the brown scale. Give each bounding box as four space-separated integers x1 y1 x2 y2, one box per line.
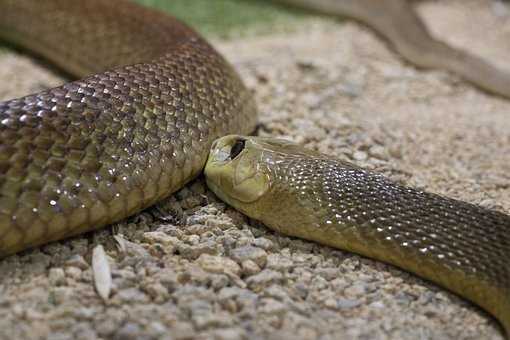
0 0 257 256
204 136 510 335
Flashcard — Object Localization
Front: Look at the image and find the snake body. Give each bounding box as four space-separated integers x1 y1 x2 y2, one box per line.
276 0 510 99
1 0 510 337
0 0 256 256
205 136 510 335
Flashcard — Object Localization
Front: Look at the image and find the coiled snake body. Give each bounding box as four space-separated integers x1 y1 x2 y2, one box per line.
1 0 509 336
0 0 256 254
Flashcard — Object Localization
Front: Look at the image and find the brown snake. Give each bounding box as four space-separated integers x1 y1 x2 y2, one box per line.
0 0 510 336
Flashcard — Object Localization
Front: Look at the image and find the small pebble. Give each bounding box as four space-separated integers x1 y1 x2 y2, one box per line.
246 270 283 292
65 255 89 270
197 254 241 276
48 268 66 286
230 245 268 268
241 260 261 276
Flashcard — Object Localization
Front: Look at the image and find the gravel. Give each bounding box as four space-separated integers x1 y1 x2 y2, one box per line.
0 0 509 339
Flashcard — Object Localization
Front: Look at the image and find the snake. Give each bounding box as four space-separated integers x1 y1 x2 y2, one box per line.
0 0 509 336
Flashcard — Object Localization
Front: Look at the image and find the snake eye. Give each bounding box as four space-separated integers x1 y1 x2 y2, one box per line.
230 139 245 160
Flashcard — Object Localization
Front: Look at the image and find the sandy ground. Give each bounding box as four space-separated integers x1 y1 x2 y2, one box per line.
0 0 510 339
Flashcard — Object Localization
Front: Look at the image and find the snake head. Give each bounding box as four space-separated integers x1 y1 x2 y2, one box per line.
204 135 271 214
204 135 325 228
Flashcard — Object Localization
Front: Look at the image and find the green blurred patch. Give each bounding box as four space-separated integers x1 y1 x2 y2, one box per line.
133 0 313 38
0 0 318 54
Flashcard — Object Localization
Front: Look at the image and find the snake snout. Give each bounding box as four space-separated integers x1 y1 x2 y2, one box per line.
205 135 270 204
209 135 247 163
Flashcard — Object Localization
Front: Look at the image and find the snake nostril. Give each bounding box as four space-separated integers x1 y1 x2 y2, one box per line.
230 139 245 160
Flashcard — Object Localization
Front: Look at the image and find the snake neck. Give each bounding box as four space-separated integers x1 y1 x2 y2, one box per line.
246 154 510 334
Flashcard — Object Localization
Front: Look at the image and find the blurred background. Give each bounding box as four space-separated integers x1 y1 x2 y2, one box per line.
134 0 314 38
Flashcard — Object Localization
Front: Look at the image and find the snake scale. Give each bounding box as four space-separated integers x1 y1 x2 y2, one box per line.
0 0 509 336
0 0 257 255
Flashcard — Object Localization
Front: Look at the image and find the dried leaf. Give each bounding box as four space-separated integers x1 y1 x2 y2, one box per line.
113 235 127 254
92 245 112 301
113 234 150 258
